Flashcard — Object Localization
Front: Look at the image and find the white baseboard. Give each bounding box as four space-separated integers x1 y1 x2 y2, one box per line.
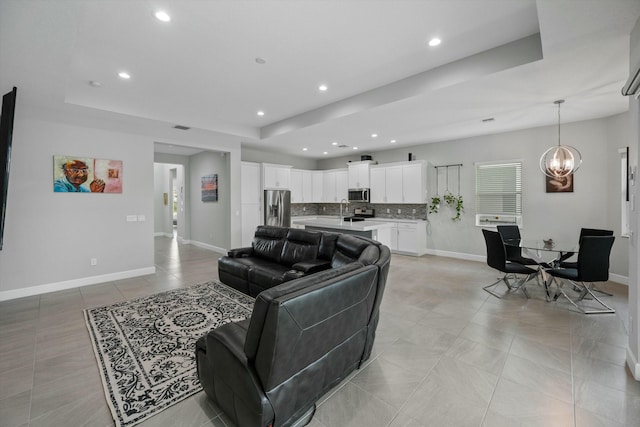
423 248 486 263
422 249 629 285
188 240 227 255
0 267 156 302
627 347 640 381
609 273 629 286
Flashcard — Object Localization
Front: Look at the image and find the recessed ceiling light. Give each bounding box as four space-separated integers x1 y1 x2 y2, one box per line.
118 71 131 79
323 151 328 155
257 110 265 116
353 147 358 150
428 38 441 47
331 141 338 146
302 148 308 151
390 139 396 143
255 57 266 64
371 133 378 138
155 11 171 22
318 84 328 92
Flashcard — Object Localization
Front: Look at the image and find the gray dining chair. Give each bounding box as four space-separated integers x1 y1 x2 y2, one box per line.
547 235 615 314
482 229 537 299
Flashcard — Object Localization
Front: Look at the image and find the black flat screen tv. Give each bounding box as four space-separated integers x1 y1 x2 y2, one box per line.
0 87 17 251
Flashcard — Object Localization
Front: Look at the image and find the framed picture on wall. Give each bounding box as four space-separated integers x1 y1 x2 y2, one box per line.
201 174 218 202
545 172 573 193
53 156 123 193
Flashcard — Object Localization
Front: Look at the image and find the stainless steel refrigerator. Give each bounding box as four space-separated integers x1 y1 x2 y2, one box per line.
264 189 291 227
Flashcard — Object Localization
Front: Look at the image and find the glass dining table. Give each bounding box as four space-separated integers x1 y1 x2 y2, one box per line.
503 238 579 301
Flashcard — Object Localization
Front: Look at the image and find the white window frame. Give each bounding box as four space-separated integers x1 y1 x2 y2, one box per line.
475 160 523 227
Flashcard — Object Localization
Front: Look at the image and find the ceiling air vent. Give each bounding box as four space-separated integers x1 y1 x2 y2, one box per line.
173 125 190 130
338 144 350 148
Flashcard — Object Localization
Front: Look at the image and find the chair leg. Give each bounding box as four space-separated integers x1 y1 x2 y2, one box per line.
483 277 509 298
483 273 532 299
553 279 615 314
590 283 614 297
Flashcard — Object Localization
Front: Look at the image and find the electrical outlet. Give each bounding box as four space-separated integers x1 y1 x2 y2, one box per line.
386 208 390 213
91 258 97 266
412 209 416 214
323 206 326 211
303 206 306 211
397 209 401 214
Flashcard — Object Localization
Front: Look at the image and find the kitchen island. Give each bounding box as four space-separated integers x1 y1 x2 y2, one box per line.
292 217 393 246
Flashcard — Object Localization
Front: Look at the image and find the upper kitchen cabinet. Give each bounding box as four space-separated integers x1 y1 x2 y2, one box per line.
262 163 292 189
369 160 426 203
322 169 348 202
347 161 374 189
290 169 313 203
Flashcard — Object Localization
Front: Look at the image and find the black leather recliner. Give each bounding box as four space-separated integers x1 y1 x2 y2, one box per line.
218 226 381 297
197 230 391 427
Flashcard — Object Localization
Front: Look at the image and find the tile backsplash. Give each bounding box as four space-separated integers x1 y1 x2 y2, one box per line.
291 203 427 220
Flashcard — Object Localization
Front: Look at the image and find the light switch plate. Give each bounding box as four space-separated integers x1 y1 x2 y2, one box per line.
126 215 137 222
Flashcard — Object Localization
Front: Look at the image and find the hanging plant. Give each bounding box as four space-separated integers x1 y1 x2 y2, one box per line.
429 196 441 214
443 192 464 221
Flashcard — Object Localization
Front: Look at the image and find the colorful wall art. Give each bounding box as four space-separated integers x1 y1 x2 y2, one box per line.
53 156 123 193
201 174 218 202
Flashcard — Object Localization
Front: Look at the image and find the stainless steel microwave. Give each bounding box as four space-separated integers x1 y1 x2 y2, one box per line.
348 188 369 203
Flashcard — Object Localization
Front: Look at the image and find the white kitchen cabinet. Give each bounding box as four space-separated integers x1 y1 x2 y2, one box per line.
241 162 262 247
322 171 336 202
369 167 386 203
241 162 261 204
336 170 348 201
290 169 303 202
401 162 427 203
290 169 313 203
397 222 419 253
369 219 427 256
348 161 372 188
321 169 348 202
263 163 291 189
388 222 398 250
241 204 261 246
312 171 324 202
369 161 426 203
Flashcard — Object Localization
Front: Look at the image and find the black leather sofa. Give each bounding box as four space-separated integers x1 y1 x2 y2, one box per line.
196 226 390 427
218 225 382 297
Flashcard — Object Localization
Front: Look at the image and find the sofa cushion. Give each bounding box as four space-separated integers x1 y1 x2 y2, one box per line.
252 226 288 263
247 264 292 297
280 229 321 267
318 233 338 260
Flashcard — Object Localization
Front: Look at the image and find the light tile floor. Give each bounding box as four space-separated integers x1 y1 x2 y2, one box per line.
1 236 639 426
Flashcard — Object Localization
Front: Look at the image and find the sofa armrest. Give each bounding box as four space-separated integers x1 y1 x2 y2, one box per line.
291 259 331 274
203 320 275 426
227 247 254 258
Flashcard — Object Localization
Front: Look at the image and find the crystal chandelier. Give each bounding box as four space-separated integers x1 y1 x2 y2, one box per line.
539 100 582 178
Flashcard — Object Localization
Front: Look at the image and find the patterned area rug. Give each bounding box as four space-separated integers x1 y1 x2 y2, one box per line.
84 281 254 427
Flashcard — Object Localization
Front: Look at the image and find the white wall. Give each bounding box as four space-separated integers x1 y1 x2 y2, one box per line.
317 114 629 279
0 112 155 299
189 151 230 251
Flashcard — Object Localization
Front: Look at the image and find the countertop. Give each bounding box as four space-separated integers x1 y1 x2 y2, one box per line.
292 217 395 231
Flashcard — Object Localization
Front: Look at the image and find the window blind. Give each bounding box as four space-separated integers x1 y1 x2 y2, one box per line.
476 162 522 215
